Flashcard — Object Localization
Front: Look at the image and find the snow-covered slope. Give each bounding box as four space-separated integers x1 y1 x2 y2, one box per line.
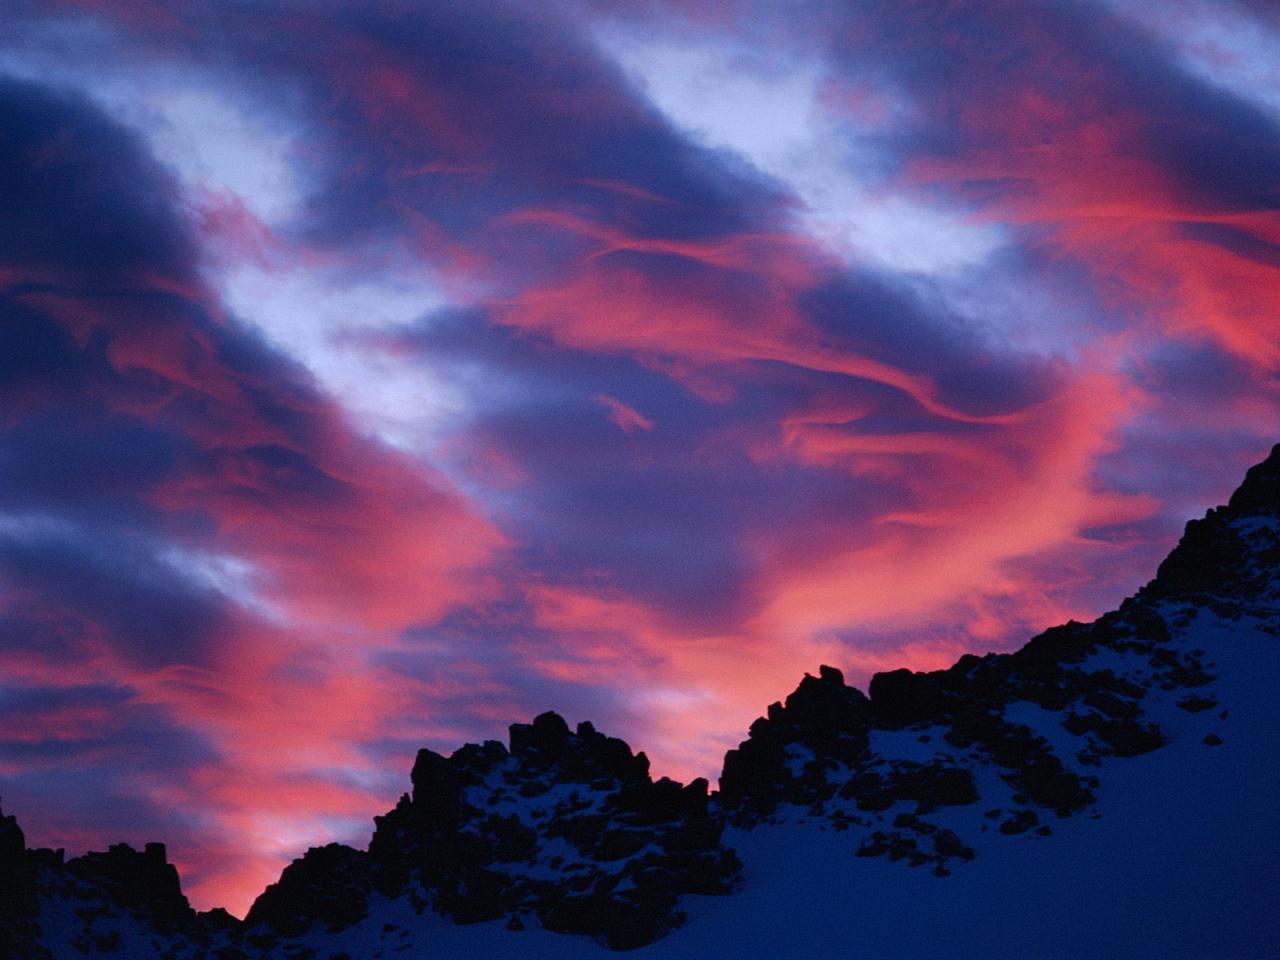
5 447 1280 958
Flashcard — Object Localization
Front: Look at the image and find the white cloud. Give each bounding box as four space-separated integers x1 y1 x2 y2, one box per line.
601 36 1006 276
0 32 304 225
219 261 464 452
135 85 304 224
1108 0 1280 120
159 546 287 624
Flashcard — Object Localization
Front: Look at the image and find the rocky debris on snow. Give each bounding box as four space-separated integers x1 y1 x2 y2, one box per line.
719 664 871 813
248 710 739 950
715 447 1280 876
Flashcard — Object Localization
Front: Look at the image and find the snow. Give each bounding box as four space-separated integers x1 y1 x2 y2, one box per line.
866 725 955 765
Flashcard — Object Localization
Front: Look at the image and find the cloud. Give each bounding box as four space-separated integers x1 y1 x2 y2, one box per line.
0 72 501 913
3 0 1280 918
595 394 656 433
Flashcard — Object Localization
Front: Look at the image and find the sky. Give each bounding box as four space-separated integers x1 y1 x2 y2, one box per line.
1 0 1278 916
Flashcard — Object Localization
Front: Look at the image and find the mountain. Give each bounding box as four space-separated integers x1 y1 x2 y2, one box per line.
5 446 1280 958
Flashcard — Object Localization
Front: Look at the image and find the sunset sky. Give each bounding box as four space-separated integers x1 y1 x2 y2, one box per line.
2 0 1279 915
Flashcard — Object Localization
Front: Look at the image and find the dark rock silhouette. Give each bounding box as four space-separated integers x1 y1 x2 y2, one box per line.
1226 443 1280 516
0 812 212 960
714 444 1280 871
1148 443 1280 604
66 841 193 930
720 664 870 812
251 711 738 949
246 843 371 937
0 802 45 960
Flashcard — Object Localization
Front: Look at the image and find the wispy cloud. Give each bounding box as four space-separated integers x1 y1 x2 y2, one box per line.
1 0 1277 916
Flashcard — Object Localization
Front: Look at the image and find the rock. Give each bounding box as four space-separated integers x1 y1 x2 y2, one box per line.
509 712 572 759
903 764 979 811
0 802 43 960
246 844 371 937
67 841 194 930
595 829 650 862
361 712 740 949
855 835 890 858
1082 689 1138 719
932 829 974 860
1016 755 1093 812
999 810 1040 835
409 749 471 834
1226 443 1280 515
1149 510 1250 599
614 777 710 824
719 666 870 811
486 815 538 863
1012 622 1096 667
869 669 943 727
1098 720 1166 757
1064 712 1165 758
1177 695 1219 713
819 664 845 684
845 762 982 816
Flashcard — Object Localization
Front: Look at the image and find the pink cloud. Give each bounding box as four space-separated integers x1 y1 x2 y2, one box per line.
595 393 655 433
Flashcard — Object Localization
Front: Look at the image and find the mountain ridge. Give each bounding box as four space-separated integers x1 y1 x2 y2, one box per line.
4 444 1279 958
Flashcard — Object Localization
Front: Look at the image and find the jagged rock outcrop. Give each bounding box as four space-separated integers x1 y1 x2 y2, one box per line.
0 802 47 960
248 711 739 950
715 447 1280 875
63 841 194 931
246 842 372 937
713 591 1222 870
1144 443 1280 609
719 664 871 812
0 824 225 959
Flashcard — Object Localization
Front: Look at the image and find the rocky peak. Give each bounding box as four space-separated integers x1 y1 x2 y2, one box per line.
1146 446 1280 605
246 710 739 950
0 801 24 856
1227 442 1280 516
0 801 42 959
507 712 653 785
719 665 870 810
246 842 370 938
65 841 194 930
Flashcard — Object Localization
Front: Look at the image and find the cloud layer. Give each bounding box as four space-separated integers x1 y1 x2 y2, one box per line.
2 0 1278 914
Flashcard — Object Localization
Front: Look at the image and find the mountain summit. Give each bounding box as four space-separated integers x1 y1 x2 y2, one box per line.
4 447 1280 958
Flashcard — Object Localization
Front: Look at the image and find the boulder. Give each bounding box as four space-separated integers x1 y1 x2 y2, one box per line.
245 844 370 937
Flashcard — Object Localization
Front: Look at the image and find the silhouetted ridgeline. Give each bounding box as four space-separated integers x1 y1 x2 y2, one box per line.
3 445 1279 955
